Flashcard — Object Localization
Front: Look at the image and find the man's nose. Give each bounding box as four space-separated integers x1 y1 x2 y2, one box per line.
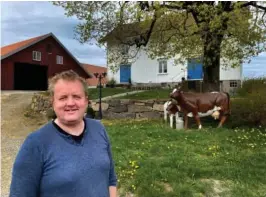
66 97 75 105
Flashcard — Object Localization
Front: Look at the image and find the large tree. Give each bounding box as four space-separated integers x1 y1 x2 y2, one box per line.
54 1 266 91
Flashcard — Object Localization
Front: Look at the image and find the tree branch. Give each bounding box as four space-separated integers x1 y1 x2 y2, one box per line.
240 1 266 11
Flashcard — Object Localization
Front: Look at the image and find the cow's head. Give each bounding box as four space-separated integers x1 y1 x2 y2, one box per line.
170 85 182 100
166 100 180 115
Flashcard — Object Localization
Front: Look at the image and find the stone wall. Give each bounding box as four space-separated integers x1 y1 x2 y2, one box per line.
30 93 51 115
91 99 167 119
30 93 167 119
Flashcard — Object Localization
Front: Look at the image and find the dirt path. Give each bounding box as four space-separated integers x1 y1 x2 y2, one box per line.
1 92 47 196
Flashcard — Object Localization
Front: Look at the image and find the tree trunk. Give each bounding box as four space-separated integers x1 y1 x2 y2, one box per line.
202 33 223 92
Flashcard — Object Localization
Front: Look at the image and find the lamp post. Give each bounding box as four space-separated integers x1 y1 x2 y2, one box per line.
94 72 107 119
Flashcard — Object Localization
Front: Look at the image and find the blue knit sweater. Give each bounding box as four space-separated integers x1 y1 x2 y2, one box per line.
9 118 117 197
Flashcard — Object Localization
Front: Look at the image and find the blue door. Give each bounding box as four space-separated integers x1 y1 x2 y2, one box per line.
120 64 131 83
187 58 203 80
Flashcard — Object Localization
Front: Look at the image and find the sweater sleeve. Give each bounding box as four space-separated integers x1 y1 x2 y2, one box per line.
102 127 117 187
9 134 43 197
107 140 117 186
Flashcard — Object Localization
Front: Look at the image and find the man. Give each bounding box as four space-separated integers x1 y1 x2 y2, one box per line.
10 70 117 197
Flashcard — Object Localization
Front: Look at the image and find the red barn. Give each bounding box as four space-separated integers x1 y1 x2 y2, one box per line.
82 63 107 87
1 33 92 90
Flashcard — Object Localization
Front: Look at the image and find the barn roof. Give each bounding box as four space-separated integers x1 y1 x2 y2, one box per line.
82 63 107 86
1 33 93 78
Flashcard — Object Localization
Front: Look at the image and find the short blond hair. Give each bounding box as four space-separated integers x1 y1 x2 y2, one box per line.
48 70 88 97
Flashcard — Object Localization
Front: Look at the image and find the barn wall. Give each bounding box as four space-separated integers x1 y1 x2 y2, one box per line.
1 58 14 90
1 36 89 90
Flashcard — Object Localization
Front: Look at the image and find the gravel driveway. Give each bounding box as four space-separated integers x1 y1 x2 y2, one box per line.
1 92 47 196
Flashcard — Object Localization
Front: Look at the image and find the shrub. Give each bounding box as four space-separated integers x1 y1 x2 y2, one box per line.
227 78 266 128
236 77 266 97
106 78 116 88
86 106 96 119
229 92 266 128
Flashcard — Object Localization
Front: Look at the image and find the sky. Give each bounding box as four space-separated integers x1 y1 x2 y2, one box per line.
1 1 266 77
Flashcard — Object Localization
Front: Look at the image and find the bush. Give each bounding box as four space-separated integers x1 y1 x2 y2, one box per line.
106 78 116 88
97 85 104 88
236 77 266 97
86 106 96 119
229 96 266 127
229 78 266 128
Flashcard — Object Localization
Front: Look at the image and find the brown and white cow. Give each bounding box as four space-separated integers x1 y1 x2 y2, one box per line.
164 100 181 128
169 88 230 129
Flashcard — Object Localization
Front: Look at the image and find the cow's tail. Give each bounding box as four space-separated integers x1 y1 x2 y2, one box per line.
225 92 231 116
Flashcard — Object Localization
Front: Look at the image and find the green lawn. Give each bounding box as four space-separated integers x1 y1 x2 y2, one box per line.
103 119 266 197
117 89 243 100
117 89 172 100
87 88 135 100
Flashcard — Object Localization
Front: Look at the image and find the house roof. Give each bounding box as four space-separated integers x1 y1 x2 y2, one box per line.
82 63 108 86
100 13 196 43
1 33 93 78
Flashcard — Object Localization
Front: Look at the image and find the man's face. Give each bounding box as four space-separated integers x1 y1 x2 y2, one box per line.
52 79 88 125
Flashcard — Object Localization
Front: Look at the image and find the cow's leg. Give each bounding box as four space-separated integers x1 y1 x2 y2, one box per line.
218 115 227 128
175 112 180 129
175 112 179 123
193 112 202 129
170 114 174 128
164 110 167 122
184 114 188 129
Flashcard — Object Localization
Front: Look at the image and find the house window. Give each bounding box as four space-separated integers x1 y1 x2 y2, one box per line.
158 59 167 74
230 81 238 87
56 55 63 65
32 51 41 61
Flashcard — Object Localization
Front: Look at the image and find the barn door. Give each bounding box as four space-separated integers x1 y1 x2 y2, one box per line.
120 64 131 83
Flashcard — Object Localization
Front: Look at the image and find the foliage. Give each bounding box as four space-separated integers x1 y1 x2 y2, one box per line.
53 1 266 86
106 78 117 88
103 119 266 197
236 77 266 97
230 96 266 127
86 106 96 119
229 78 266 127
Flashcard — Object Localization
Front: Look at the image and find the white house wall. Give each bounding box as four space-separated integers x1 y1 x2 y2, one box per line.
131 49 186 84
107 44 242 84
107 66 120 83
106 44 121 83
220 59 242 80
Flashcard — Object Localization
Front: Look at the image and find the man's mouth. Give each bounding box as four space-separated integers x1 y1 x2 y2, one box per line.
65 109 78 112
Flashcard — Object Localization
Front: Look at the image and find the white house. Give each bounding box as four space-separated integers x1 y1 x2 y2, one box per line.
106 46 243 93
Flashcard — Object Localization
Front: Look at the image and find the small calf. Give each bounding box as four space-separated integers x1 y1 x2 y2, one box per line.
164 100 181 128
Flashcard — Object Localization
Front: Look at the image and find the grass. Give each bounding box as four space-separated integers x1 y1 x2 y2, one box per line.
87 88 135 100
117 89 243 100
117 89 172 100
102 119 266 197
